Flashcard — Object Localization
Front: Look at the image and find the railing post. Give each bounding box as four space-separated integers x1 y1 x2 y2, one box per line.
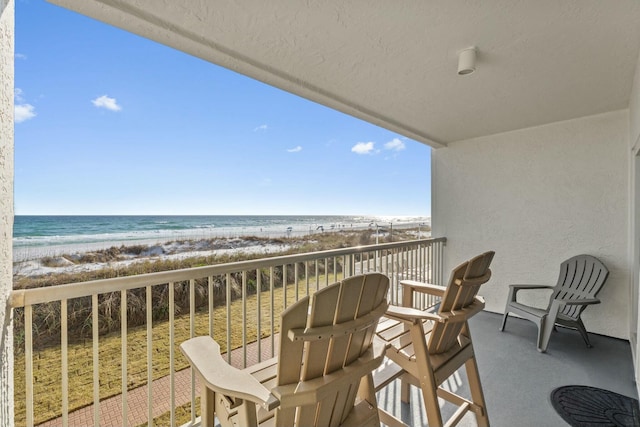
226 273 232 364
283 264 288 309
294 263 299 301
61 300 68 427
208 276 214 337
25 305 33 427
146 286 153 427
325 258 329 288
121 290 128 425
257 270 262 362
242 271 247 368
270 267 275 357
168 283 175 426
92 294 99 427
189 279 196 424
305 262 310 296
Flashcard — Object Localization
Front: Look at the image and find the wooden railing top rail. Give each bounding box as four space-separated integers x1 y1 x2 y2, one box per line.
10 237 446 308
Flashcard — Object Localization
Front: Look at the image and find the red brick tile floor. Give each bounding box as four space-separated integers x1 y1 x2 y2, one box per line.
37 335 279 427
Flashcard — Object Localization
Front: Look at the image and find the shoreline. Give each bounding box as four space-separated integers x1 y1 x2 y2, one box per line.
13 218 431 261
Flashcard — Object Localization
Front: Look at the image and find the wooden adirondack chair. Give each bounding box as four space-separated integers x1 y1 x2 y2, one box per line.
500 254 609 352
180 273 390 427
375 251 494 427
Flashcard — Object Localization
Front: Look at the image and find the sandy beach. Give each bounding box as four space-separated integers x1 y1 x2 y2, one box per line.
12 236 303 278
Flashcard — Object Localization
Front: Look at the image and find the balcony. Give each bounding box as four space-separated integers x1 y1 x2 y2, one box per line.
1 1 639 425
10 238 635 427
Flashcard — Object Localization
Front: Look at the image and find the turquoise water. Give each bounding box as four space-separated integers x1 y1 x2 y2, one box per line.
14 215 429 249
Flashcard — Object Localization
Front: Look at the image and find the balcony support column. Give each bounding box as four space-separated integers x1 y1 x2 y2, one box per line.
0 0 15 424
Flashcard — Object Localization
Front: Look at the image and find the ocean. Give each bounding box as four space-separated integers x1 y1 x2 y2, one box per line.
13 215 430 261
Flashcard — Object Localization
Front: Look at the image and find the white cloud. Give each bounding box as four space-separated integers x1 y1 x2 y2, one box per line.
254 124 268 132
14 88 24 102
259 178 272 187
92 95 122 112
287 146 302 153
15 104 36 123
351 141 375 155
14 89 36 123
384 138 406 151
15 53 27 60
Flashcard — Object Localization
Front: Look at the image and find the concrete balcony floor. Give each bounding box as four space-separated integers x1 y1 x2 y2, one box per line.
37 311 635 426
379 311 636 426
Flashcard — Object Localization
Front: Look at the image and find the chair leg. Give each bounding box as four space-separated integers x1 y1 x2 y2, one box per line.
465 356 489 427
400 376 411 404
575 318 593 348
201 385 215 427
410 325 443 427
539 301 565 353
419 377 443 427
499 311 509 331
357 373 378 407
500 288 517 332
538 315 557 353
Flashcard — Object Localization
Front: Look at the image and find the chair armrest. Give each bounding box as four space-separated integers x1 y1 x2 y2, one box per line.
400 280 446 297
556 297 601 306
180 336 280 411
400 280 445 308
508 284 554 290
506 284 554 304
385 305 443 323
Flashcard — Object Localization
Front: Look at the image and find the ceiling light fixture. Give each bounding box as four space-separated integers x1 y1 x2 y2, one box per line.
457 47 477 76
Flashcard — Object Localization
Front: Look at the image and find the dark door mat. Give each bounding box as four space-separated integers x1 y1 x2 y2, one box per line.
551 385 640 426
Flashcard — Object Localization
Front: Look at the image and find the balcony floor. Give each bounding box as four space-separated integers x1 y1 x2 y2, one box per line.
378 311 637 426
38 311 635 427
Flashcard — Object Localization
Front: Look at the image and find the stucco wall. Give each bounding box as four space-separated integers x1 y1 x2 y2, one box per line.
0 0 14 423
631 49 640 148
432 110 629 339
629 45 640 393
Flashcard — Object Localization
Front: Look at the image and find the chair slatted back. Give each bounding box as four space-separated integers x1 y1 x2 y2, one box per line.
548 254 609 320
276 273 389 427
428 251 494 354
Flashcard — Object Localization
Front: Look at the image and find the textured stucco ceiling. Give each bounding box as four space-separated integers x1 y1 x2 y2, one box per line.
49 0 640 147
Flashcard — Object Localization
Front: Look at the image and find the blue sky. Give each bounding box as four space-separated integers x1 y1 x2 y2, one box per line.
14 0 431 216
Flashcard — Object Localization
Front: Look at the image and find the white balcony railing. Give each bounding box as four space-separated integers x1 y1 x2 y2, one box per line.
10 237 446 427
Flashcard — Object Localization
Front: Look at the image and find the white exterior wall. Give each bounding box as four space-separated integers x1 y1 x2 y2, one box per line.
629 45 640 396
432 110 629 339
631 49 640 148
0 0 14 423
